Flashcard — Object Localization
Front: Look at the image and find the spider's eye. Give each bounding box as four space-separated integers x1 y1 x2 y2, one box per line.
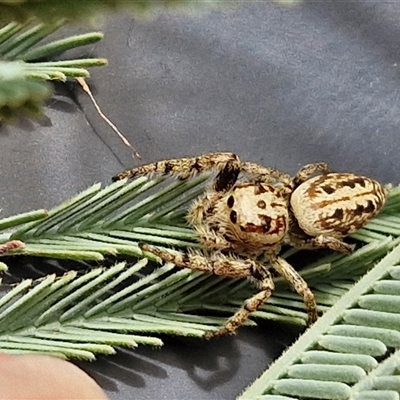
230 210 237 224
227 195 235 208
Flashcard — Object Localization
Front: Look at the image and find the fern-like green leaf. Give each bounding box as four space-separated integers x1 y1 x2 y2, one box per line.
0 258 240 360
0 175 399 326
2 175 209 261
238 241 400 400
2 175 400 400
0 20 106 121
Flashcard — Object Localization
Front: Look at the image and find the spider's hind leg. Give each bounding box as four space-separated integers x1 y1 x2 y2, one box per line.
294 162 330 187
112 152 241 181
269 256 318 325
288 231 355 254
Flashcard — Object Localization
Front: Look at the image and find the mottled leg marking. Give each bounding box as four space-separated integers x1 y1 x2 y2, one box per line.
140 243 255 278
213 159 241 192
112 152 240 181
269 256 318 324
310 235 355 254
205 268 275 339
288 232 355 254
294 162 330 187
140 243 275 338
242 162 293 195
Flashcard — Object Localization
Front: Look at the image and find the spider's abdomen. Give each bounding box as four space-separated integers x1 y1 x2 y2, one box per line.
223 182 289 250
291 173 387 237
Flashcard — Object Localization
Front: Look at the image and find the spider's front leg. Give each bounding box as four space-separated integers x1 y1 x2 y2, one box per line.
139 243 275 338
268 256 318 324
112 152 241 181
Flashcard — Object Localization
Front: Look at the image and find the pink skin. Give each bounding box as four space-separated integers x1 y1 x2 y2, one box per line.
0 354 108 399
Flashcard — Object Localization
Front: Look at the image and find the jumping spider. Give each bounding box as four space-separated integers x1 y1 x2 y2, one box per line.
113 152 387 338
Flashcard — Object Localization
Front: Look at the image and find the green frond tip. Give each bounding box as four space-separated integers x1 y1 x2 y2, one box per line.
0 209 48 231
21 32 104 62
0 0 202 25
0 62 51 121
0 20 107 121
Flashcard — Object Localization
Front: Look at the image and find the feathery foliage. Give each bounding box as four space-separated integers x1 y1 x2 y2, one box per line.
0 0 198 26
1 175 400 399
0 20 106 121
239 242 400 400
0 0 221 120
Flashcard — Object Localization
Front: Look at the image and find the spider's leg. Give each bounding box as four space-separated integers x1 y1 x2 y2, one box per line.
288 232 355 254
112 152 241 181
269 256 318 324
205 267 275 339
140 243 274 337
241 161 293 196
213 159 241 192
140 243 253 277
294 163 330 187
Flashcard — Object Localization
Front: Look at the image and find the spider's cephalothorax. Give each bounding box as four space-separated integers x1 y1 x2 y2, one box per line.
113 152 317 338
188 181 289 258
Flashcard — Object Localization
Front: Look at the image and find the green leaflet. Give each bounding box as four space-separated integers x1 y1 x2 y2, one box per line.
0 20 106 121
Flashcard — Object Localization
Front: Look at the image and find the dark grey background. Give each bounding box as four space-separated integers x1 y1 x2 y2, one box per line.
1 1 400 399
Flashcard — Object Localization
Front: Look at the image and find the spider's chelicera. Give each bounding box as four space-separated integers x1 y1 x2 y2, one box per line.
112 152 387 338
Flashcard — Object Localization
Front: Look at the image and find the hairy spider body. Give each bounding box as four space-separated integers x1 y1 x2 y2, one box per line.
113 151 387 338
188 182 289 257
292 173 386 236
287 166 388 254
113 152 318 338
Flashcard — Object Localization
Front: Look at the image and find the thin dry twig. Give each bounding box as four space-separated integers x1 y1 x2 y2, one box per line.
77 77 141 159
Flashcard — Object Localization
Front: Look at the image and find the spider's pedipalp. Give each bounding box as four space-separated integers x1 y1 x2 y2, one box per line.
213 159 241 192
